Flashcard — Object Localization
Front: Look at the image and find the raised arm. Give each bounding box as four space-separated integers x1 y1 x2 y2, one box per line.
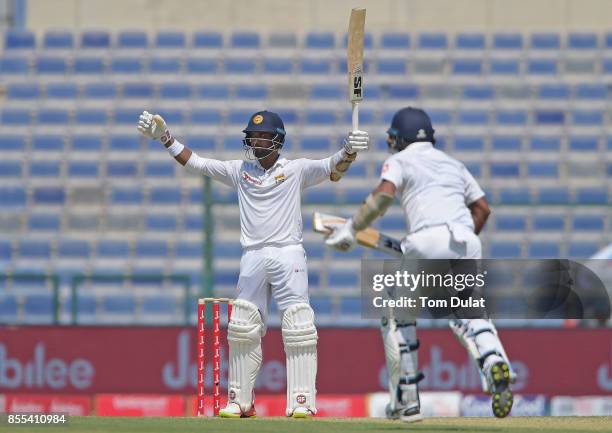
137 111 236 187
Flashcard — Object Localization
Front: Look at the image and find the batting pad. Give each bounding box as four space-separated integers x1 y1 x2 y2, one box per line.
282 303 318 416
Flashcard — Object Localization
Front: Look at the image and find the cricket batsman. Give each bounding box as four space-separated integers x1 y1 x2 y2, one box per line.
138 109 369 418
325 107 515 421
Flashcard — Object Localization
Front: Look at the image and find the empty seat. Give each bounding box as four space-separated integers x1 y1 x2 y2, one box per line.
268 33 296 48
0 295 18 322
305 110 336 125
329 271 359 287
377 59 406 74
186 58 218 73
576 84 608 99
58 240 90 258
68 161 98 177
5 30 35 49
135 240 168 257
567 242 599 258
149 57 181 73
0 135 26 151
38 109 69 124
303 188 336 204
493 33 522 50
572 110 603 125
196 84 228 99
155 31 185 48
535 110 564 125
418 33 447 49
111 58 142 73
97 240 130 257
24 295 54 322
72 135 102 151
381 33 410 49
496 215 527 231
569 137 598 151
81 31 110 48
175 242 201 257
528 59 557 74
118 31 148 48
491 162 520 177
498 188 530 204
452 59 482 74
214 242 242 258
28 213 60 231
32 135 63 151
463 85 493 100
533 215 565 231
2 108 31 125
114 108 144 124
0 56 29 74
0 161 21 177
146 214 177 231
263 58 293 74
231 32 260 48
33 187 65 205
310 296 333 315
572 215 605 231
142 295 178 315
74 57 105 74
76 109 107 125
107 161 137 177
492 136 522 151
489 242 522 258
340 297 361 315
0 187 26 207
530 136 560 151
429 109 451 125
538 187 569 204
457 111 488 125
84 83 116 98
530 33 560 49
310 85 342 99
235 85 267 99
456 33 485 49
528 242 560 258
192 109 222 124
454 136 484 151
8 83 40 99
19 240 51 258
43 31 73 49
387 84 418 99
102 295 135 314
301 136 331 151
111 187 142 204
160 83 191 99
568 33 597 49
30 161 60 177
300 58 332 74
305 32 334 49
490 59 520 75
224 58 256 74
150 187 180 204
539 84 570 99
527 162 558 177
47 82 78 99
193 31 223 48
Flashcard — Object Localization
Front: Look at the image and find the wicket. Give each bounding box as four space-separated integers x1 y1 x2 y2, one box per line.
197 297 233 416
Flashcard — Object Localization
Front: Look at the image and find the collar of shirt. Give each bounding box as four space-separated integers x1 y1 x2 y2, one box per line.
251 157 288 173
401 141 433 154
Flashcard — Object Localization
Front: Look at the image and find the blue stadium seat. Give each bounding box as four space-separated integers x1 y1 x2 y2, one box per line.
496 215 527 231
107 161 137 177
528 162 558 177
301 136 331 151
377 59 406 74
305 32 334 49
343 109 374 125
228 109 254 124
454 136 484 151
572 215 605 231
191 109 222 125
30 161 60 177
464 162 482 177
303 188 336 204
231 32 260 48
19 240 51 258
76 295 97 316
5 30 35 49
111 187 142 204
381 33 410 49
28 213 60 231
76 109 107 125
175 242 201 258
58 240 90 258
33 187 65 205
81 31 110 48
343 188 368 204
74 57 105 74
150 187 180 204
489 59 520 75
32 135 63 151
489 242 521 259
305 110 336 125
456 33 485 49
575 84 608 99
275 109 298 124
567 242 599 258
530 136 560 151
576 188 607 204
195 85 228 101
145 162 174 177
146 214 177 231
38 109 69 124
537 187 569 204
572 110 603 125
123 83 154 98
569 137 598 151
72 135 102 151
498 188 530 204
135 240 168 257
1 108 29 124
533 215 565 231
379 215 405 231
85 82 116 98
43 31 73 49
0 295 18 321
528 59 557 74
339 297 361 315
0 135 26 151
528 242 560 258
428 110 452 125
224 58 256 74
310 85 342 99
24 295 54 319
8 83 40 99
155 32 185 48
235 85 267 99
463 86 493 100
214 242 242 258
186 58 218 73
495 110 527 125
534 110 564 125
329 271 359 287
491 162 520 177
0 56 29 74
47 83 78 99
0 187 26 208
157 109 184 125
160 83 191 99
457 111 488 125
387 84 418 99
418 33 447 49
183 214 203 231
268 33 296 48
118 31 148 48
193 31 223 48
492 136 522 151
68 161 98 177
568 33 598 49
263 58 293 74
452 59 482 74
109 135 140 151
149 57 181 73
539 84 570 99
97 240 130 257
111 58 142 73
310 296 333 315
493 33 522 50
300 58 332 74
102 295 135 314
142 295 178 314
0 161 21 177
530 33 560 49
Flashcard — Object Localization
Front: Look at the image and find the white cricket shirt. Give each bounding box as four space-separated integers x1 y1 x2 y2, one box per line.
380 142 484 234
184 148 344 249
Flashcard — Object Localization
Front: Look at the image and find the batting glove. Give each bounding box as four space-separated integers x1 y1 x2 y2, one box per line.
324 218 357 252
137 111 173 146
344 130 369 153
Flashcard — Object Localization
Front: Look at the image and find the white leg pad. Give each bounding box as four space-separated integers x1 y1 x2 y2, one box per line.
227 299 264 413
282 303 318 416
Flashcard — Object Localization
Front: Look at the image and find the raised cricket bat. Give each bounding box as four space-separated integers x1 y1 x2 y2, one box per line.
347 8 366 132
313 212 402 257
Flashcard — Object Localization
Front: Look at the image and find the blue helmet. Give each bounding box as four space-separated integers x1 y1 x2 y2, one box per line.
243 110 286 142
387 107 435 153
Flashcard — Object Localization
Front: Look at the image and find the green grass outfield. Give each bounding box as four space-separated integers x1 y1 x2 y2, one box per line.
1 416 611 433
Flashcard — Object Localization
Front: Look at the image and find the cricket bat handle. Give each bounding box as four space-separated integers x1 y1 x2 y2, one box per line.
352 102 359 131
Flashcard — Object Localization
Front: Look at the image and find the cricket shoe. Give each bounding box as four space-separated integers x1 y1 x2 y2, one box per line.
489 361 513 418
290 407 315 419
218 402 256 418
385 403 423 423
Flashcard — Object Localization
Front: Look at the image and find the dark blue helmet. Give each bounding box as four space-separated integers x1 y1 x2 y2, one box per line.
243 110 286 141
387 107 435 153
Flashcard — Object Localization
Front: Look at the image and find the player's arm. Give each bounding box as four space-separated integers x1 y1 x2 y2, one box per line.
468 197 490 235
137 111 235 186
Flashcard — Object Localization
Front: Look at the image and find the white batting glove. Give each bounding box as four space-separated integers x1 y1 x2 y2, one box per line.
137 111 173 145
324 218 357 252
343 130 369 153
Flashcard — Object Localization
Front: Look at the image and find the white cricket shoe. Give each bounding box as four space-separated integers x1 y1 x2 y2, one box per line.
218 402 256 418
290 407 315 419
